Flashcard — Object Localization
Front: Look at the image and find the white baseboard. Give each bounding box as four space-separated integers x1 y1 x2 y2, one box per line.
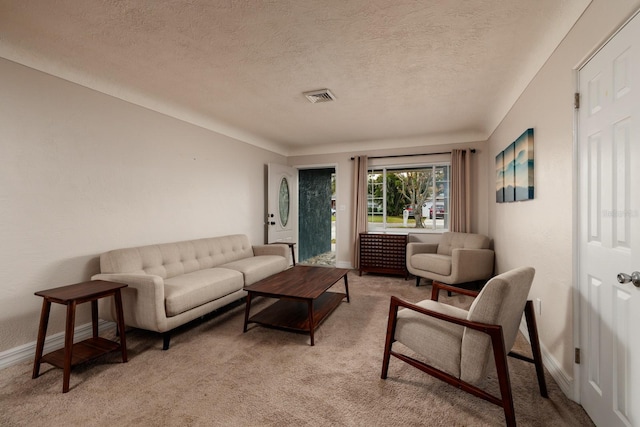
0 320 116 371
336 261 353 269
518 321 574 400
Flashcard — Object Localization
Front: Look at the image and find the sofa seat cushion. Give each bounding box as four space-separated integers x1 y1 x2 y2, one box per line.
164 268 244 317
411 253 452 276
220 255 289 286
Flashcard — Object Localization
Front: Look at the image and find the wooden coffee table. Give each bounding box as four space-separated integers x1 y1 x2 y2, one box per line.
243 266 350 345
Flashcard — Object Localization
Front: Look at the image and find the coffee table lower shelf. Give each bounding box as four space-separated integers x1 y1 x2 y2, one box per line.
247 292 346 335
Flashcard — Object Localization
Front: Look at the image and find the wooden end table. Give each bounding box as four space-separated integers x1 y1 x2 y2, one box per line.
32 280 128 393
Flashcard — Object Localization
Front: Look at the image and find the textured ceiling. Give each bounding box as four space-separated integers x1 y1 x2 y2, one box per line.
0 1 591 155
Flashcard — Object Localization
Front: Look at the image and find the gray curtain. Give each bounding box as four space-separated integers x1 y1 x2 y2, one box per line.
351 155 368 268
450 149 471 232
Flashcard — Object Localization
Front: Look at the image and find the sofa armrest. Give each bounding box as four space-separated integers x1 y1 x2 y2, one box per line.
406 242 438 258
91 273 166 332
450 249 495 283
253 244 289 260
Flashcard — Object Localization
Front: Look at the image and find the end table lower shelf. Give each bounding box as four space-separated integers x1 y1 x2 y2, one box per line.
40 337 122 369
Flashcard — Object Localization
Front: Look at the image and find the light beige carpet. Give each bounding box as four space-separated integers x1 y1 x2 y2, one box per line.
0 272 593 426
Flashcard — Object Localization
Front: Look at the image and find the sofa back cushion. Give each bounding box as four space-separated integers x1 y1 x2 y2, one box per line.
436 232 490 256
100 234 255 279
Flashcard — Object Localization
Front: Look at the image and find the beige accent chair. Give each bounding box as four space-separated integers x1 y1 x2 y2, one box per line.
381 267 548 427
406 232 494 287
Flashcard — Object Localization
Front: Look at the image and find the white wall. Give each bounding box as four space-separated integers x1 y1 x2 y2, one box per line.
487 0 640 393
288 141 489 268
0 58 285 353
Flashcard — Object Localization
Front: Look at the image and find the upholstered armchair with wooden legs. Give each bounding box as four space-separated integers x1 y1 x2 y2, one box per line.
381 267 548 427
406 232 494 287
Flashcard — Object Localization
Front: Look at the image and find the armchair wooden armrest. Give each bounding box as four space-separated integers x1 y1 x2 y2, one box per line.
386 295 502 338
431 281 480 301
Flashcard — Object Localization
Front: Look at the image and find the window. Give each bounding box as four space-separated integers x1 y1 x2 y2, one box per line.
367 164 450 232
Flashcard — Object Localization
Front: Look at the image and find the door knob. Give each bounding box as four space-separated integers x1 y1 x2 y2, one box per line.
617 271 640 287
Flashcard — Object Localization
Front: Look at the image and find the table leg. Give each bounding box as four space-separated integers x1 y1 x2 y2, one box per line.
343 274 350 303
243 293 252 332
113 290 128 363
308 300 315 346
32 299 51 379
91 300 99 338
62 301 76 393
290 245 296 266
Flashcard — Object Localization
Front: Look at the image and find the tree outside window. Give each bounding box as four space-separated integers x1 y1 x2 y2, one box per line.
367 164 449 232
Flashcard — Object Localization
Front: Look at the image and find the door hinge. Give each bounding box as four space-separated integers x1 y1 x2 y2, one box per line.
574 92 580 109
575 348 581 364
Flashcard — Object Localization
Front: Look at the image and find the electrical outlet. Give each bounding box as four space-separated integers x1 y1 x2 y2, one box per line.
535 298 542 316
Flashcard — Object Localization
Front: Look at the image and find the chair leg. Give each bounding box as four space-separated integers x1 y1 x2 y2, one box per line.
416 276 421 287
523 300 549 397
489 329 517 427
431 283 440 301
381 297 399 379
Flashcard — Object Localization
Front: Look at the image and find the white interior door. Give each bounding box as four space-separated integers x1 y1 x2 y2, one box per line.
578 12 640 427
267 163 298 245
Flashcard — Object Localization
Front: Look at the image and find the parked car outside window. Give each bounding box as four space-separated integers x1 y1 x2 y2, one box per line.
429 203 445 219
406 202 434 218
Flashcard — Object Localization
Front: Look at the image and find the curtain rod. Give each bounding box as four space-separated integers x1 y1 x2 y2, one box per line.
350 149 476 160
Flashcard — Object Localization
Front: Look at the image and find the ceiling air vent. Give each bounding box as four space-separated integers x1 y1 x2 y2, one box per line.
303 89 336 103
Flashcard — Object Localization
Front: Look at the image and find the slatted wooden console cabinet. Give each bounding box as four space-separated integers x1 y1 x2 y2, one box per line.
358 232 408 278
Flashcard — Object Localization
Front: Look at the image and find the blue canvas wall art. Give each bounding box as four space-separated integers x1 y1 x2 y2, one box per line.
503 141 516 202
496 151 504 203
514 128 534 201
496 128 534 203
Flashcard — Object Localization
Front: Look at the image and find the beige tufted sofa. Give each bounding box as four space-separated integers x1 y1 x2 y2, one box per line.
91 234 289 349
